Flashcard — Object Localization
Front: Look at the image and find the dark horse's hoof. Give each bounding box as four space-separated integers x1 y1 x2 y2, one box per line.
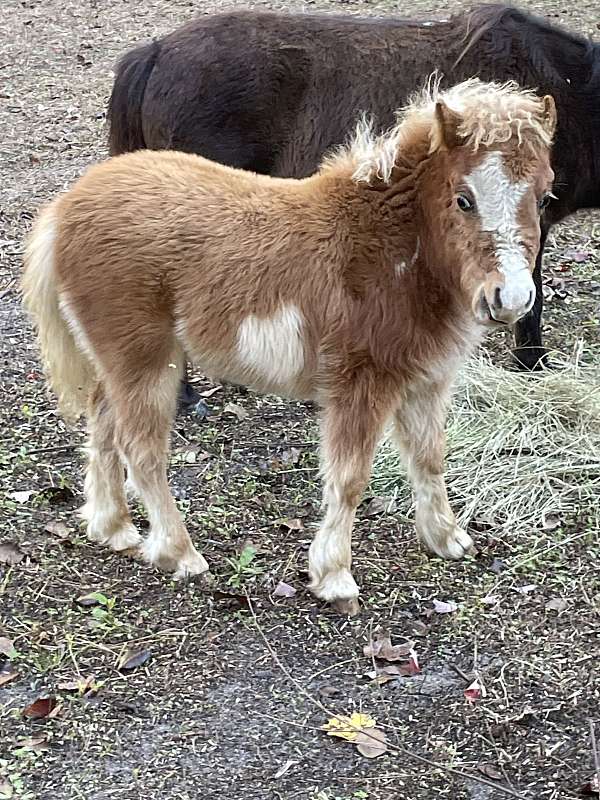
178 380 201 410
511 346 554 372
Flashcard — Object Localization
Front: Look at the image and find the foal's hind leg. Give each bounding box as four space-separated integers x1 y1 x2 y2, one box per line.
81 383 141 551
113 363 209 579
393 382 473 559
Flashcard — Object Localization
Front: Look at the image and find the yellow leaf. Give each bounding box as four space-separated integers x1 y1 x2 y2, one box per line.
322 712 377 741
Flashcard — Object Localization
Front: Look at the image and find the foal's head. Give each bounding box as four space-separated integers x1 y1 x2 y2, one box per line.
351 79 556 327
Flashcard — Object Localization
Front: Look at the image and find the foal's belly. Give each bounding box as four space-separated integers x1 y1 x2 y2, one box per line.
177 303 318 403
190 352 316 403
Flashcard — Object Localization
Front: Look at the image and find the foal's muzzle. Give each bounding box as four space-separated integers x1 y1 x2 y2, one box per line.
475 272 536 326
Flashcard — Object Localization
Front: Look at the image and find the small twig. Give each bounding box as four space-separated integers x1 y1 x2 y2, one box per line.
246 593 526 799
306 657 356 683
12 443 80 456
590 719 600 796
449 662 472 683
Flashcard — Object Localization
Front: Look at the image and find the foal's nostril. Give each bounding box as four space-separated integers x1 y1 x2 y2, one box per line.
494 287 503 310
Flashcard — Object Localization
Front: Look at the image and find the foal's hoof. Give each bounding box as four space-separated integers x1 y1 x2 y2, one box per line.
173 549 211 580
511 346 553 372
332 597 361 616
425 526 474 560
108 523 142 552
309 568 360 615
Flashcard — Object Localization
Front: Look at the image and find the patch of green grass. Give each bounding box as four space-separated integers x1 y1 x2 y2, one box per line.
225 544 264 588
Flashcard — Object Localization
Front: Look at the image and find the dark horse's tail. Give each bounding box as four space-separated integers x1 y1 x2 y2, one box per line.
107 40 160 155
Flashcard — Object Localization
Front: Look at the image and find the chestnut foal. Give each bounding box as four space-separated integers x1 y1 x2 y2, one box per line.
23 79 555 613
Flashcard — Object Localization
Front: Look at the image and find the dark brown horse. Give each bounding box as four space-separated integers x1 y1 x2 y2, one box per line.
107 3 600 391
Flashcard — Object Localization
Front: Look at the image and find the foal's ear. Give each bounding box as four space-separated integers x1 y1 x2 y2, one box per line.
432 101 464 152
541 95 557 138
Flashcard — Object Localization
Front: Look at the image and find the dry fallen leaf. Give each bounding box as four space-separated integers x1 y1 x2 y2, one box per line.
562 249 590 264
406 619 430 637
355 727 388 758
274 517 304 531
75 591 108 608
545 597 568 613
223 402 249 420
44 520 70 539
0 544 24 566
478 763 503 780
580 775 600 796
464 678 487 704
199 385 222 398
323 712 376 742
118 648 152 672
516 584 537 595
280 447 301 466
0 780 13 799
367 653 420 682
57 675 99 695
11 490 35 503
273 581 297 598
481 595 501 606
363 634 414 662
13 735 49 752
433 599 458 614
0 637 17 659
212 590 250 610
22 696 58 720
364 496 397 516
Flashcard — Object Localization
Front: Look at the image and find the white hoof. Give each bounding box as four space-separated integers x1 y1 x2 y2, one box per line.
310 568 359 604
108 523 142 552
421 525 474 560
173 549 210 579
139 536 209 578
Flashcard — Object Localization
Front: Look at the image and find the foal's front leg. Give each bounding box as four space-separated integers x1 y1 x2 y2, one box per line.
393 384 473 559
309 401 386 615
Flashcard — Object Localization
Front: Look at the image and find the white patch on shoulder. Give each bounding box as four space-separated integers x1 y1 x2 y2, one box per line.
237 304 305 389
465 151 534 311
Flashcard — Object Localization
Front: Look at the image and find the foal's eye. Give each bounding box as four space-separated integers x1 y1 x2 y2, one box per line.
538 194 553 212
456 194 475 212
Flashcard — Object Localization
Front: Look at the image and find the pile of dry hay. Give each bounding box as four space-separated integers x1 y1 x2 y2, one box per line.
372 343 600 534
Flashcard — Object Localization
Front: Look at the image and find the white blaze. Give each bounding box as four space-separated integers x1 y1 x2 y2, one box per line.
465 151 535 313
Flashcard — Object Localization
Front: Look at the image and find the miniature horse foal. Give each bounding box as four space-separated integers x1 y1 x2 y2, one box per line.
22 79 555 613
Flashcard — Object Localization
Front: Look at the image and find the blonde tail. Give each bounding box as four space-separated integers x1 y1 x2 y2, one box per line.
21 202 93 421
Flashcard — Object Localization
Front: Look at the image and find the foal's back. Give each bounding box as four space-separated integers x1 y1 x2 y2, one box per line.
53 150 354 396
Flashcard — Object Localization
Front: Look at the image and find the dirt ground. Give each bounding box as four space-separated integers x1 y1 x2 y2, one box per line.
1 1 599 799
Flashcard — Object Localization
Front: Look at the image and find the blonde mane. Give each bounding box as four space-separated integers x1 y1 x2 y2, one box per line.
329 77 555 185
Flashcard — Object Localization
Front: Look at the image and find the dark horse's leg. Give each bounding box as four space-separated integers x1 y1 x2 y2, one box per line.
511 226 551 371
178 365 201 410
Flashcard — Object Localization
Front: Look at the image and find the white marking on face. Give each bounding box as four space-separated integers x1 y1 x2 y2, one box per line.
395 261 407 277
237 304 305 389
465 151 535 315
